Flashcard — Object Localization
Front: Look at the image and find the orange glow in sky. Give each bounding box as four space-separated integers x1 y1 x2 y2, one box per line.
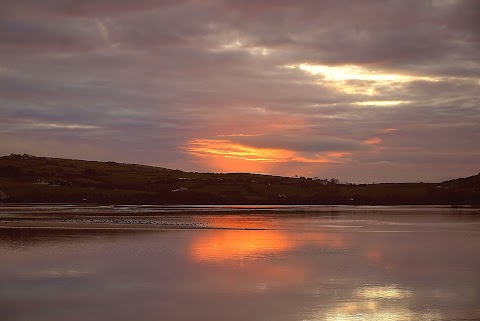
187 139 295 162
363 137 382 145
186 138 337 173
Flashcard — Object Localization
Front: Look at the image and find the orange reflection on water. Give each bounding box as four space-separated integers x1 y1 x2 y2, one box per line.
204 216 274 229
190 217 349 263
250 262 308 285
366 248 383 264
190 230 295 262
200 260 310 292
364 248 395 270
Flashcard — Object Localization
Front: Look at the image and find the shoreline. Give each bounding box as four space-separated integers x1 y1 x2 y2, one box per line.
0 219 269 231
0 218 209 230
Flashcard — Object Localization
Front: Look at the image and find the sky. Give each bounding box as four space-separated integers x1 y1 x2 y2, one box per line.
0 0 479 183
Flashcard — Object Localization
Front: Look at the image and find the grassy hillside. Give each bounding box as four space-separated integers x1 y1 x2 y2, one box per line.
0 154 478 205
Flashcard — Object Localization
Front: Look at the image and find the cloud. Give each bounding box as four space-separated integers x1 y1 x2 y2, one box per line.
0 0 478 182
363 137 382 145
222 134 368 153
0 0 181 19
0 19 106 52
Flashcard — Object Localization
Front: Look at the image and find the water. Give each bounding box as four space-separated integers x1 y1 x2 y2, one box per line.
1 206 479 321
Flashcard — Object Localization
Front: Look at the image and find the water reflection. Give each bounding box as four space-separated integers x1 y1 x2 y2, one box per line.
190 230 294 261
321 299 442 321
323 305 414 321
312 286 416 321
190 216 349 263
185 214 480 320
1 211 480 321
355 285 412 300
20 267 93 280
190 230 349 263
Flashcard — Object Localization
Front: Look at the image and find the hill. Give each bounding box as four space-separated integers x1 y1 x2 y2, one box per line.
441 172 480 189
0 154 478 205
433 172 480 205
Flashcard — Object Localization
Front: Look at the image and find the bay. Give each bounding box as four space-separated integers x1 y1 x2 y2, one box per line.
1 205 479 321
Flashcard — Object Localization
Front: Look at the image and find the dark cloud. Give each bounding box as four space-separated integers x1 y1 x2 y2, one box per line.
0 0 181 18
0 19 102 51
222 0 479 75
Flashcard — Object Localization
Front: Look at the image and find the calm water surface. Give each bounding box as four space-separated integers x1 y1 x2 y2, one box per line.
1 206 479 321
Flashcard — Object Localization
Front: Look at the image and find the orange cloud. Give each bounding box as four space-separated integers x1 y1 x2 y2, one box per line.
327 152 352 158
188 139 295 162
363 137 382 145
186 138 294 173
185 138 343 173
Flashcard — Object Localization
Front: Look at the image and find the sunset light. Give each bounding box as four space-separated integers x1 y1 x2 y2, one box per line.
287 63 438 95
218 40 271 56
363 137 383 145
294 64 434 82
3 1 480 320
354 101 409 106
186 138 348 172
185 138 292 173
189 230 348 263
187 139 292 162
355 285 412 300
190 230 294 262
190 217 349 263
2 0 477 183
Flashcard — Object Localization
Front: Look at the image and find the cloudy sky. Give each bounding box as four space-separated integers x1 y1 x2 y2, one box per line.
1 0 479 182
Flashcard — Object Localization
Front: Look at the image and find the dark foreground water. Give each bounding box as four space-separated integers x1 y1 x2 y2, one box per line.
1 206 479 321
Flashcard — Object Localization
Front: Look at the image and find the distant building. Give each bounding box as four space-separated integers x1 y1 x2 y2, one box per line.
172 187 188 192
33 180 49 185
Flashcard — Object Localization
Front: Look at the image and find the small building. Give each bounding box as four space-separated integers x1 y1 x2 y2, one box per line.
172 187 188 193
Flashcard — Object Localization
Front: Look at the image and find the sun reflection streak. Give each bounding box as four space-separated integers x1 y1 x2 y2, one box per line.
355 285 412 300
324 308 414 321
312 285 414 321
